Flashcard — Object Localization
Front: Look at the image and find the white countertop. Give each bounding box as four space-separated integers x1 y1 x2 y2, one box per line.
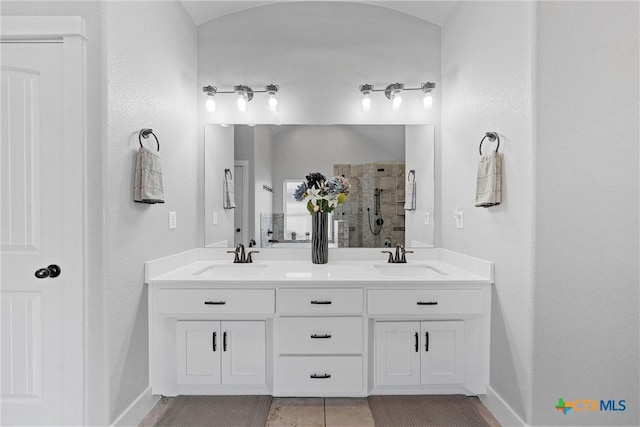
146 248 493 285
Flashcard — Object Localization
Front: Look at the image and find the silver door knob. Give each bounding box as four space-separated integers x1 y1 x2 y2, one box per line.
34 264 61 279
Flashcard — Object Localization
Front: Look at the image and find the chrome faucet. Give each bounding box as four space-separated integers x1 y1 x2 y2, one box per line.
381 244 414 263
227 243 259 263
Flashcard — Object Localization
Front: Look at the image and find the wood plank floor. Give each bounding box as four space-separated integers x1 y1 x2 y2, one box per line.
140 396 501 427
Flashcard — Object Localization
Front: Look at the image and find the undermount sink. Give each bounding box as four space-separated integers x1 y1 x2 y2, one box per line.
374 263 446 276
193 262 267 277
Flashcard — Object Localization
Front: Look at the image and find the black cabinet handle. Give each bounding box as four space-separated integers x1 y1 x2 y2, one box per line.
310 373 331 379
212 332 217 352
310 334 332 339
204 301 226 305
310 300 332 305
415 332 419 352
417 301 438 306
35 264 61 279
223 332 227 351
425 332 429 352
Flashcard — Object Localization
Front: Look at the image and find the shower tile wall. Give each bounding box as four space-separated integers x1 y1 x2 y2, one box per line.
334 162 405 248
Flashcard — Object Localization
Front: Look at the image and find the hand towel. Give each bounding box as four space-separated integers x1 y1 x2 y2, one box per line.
224 175 236 209
475 151 502 207
134 146 165 204
404 178 416 211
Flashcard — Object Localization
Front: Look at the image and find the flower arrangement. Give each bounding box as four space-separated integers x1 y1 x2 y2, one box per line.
294 172 351 214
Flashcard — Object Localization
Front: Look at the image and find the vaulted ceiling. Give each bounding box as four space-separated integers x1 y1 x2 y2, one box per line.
181 1 458 27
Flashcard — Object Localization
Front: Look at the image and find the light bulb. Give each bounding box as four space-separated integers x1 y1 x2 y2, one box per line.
236 92 247 112
362 93 371 111
391 92 402 110
205 94 216 112
423 93 433 109
268 93 278 112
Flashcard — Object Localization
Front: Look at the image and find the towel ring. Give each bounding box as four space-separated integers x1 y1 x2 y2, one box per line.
139 129 160 152
408 169 416 183
224 168 233 180
479 132 500 156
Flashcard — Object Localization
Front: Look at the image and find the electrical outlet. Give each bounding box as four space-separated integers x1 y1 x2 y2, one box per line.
168 211 177 229
212 212 218 225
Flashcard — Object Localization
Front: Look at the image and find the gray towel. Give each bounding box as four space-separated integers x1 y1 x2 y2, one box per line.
223 176 235 209
134 146 165 204
475 151 502 207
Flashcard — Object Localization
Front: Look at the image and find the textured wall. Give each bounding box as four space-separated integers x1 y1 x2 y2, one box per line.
104 1 198 422
441 1 536 422
533 2 639 425
197 2 440 126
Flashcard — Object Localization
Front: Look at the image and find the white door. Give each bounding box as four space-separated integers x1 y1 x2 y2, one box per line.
221 321 265 385
1 43 68 426
420 321 465 385
375 322 420 386
176 321 221 385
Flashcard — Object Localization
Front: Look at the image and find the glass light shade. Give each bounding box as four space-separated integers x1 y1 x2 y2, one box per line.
361 93 371 111
236 91 248 112
391 92 402 110
268 93 278 112
423 93 433 109
205 94 216 112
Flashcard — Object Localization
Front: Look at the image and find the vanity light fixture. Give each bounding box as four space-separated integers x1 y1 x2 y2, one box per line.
359 82 436 111
202 84 279 113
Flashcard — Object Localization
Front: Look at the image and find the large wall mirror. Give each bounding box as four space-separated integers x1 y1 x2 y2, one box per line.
204 124 435 249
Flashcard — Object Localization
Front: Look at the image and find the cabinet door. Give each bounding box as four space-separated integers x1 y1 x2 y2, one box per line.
176 321 221 385
375 322 420 386
420 321 465 385
221 321 266 385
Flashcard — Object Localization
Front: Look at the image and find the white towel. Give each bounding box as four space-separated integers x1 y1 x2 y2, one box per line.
224 175 236 209
404 179 416 211
475 151 502 207
134 146 164 204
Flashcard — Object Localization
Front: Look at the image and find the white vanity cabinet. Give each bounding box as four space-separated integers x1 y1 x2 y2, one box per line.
177 320 266 386
276 288 365 396
375 321 464 386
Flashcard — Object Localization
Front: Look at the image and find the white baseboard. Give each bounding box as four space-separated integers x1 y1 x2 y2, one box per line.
479 386 528 427
111 386 160 427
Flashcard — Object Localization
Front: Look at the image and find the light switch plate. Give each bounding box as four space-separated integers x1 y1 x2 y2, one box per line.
212 212 218 225
424 211 430 225
168 211 177 229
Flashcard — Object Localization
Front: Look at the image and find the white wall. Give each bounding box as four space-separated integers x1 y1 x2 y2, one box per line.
198 2 440 126
533 2 639 425
441 1 536 423
104 1 198 423
254 126 274 240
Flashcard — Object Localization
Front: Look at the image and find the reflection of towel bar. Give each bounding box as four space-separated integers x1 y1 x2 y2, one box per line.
479 132 500 155
139 128 160 151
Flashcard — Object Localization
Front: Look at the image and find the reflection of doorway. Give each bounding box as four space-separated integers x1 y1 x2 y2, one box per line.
234 161 250 246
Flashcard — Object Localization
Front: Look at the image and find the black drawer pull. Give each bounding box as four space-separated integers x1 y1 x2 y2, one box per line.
212 332 217 352
204 301 226 305
223 332 227 351
310 373 331 379
310 300 332 305
415 332 419 352
425 331 429 352
310 334 332 339
417 301 438 306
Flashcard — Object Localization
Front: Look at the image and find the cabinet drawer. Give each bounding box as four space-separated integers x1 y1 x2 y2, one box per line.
278 288 363 315
279 317 363 355
368 289 484 315
278 356 363 394
156 289 275 315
